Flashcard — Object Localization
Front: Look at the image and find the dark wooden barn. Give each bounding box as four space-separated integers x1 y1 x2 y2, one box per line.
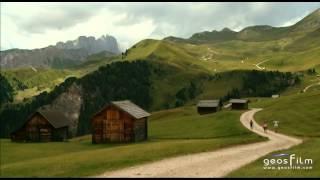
91 100 151 144
197 100 221 114
229 99 249 110
11 110 70 142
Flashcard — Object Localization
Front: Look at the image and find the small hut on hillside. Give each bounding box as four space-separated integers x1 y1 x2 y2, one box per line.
197 100 221 114
272 94 280 98
11 110 70 142
91 100 151 144
229 99 249 110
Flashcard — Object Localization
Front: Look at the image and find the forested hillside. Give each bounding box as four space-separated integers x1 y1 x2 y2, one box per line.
0 59 299 137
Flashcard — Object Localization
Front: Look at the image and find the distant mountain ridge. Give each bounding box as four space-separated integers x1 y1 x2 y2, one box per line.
165 8 320 43
0 34 121 69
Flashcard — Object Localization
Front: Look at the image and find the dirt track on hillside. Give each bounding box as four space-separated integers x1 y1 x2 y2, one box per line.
303 82 320 92
98 108 302 177
255 59 270 70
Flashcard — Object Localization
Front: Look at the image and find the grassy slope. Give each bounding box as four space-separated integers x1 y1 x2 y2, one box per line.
4 26 319 103
2 68 71 89
148 60 206 110
122 37 319 111
1 55 122 102
252 90 320 137
228 90 320 177
125 40 248 110
1 68 72 102
281 73 319 96
123 41 245 110
126 33 320 74
0 107 265 177
150 106 255 139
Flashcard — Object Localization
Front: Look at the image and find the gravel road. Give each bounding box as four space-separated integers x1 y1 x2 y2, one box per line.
98 108 302 177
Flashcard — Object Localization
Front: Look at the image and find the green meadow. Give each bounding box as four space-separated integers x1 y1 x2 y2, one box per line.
0 107 265 177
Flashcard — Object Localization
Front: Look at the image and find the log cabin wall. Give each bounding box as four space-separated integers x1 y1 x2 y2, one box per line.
122 111 134 142
11 112 69 142
197 107 219 115
106 106 123 142
231 103 248 110
92 105 147 143
25 113 53 142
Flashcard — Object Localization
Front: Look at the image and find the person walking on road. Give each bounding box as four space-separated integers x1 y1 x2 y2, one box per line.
250 119 254 129
263 121 268 133
273 121 279 133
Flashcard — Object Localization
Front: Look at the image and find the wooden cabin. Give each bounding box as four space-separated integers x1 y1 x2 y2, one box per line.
91 100 151 144
197 100 221 114
229 99 249 110
11 110 70 142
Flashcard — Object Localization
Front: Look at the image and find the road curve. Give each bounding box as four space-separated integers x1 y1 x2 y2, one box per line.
303 82 320 93
97 108 302 177
254 59 271 70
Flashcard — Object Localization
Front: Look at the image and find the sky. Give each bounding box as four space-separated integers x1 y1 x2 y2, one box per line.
1 2 320 51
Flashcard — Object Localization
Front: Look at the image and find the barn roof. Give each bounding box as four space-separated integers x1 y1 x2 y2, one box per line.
197 100 220 107
229 99 249 104
111 100 151 119
37 110 70 128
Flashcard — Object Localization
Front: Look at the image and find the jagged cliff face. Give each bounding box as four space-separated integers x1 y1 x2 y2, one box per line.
55 35 120 55
43 83 83 137
0 34 120 69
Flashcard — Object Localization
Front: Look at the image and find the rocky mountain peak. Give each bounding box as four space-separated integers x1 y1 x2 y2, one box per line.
55 34 120 55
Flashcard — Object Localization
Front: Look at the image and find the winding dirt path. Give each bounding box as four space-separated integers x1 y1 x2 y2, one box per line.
98 108 302 177
255 59 270 70
303 82 320 93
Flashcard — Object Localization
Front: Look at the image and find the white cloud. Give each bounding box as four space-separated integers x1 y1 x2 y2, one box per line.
280 11 310 27
1 3 157 51
1 2 320 51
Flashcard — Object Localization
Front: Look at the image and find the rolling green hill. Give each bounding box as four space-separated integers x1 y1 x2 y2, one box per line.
0 54 122 103
150 106 254 139
181 8 320 43
161 9 319 72
125 34 319 74
0 59 298 137
3 8 319 105
1 68 72 102
252 91 320 137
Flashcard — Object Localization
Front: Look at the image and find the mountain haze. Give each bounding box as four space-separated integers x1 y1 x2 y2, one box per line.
0 35 121 69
